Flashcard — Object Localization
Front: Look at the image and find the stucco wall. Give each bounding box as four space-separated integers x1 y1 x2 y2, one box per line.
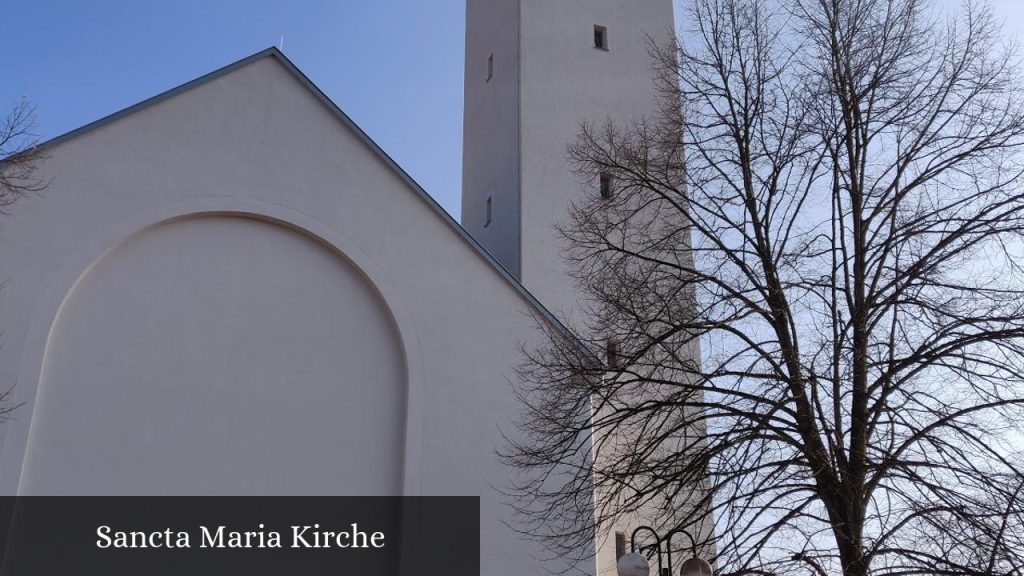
0 54 590 575
516 3 678 573
462 0 522 276
463 0 676 321
22 214 406 495
519 0 677 321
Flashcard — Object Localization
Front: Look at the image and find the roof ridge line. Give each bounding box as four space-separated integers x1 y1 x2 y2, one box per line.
32 46 601 366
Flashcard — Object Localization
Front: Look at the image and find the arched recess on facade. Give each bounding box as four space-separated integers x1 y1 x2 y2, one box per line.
0 198 427 496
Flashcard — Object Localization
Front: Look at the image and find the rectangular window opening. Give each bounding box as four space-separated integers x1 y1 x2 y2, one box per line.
594 25 609 50
614 531 627 560
487 53 494 82
606 339 621 369
600 172 614 199
485 196 493 227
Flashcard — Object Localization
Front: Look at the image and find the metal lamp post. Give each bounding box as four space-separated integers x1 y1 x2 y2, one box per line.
615 526 714 576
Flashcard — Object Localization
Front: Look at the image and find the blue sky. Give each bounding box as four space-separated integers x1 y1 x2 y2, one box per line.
2 0 466 216
3 1 1024 220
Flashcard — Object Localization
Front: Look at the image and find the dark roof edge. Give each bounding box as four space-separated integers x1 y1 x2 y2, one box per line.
33 47 600 365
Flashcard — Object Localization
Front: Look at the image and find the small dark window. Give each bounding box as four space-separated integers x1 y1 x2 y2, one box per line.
487 53 494 82
600 173 614 199
594 25 609 50
485 196 493 227
615 531 627 560
606 339 621 369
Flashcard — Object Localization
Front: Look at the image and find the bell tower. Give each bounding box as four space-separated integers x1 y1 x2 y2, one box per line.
462 1 680 573
462 0 677 322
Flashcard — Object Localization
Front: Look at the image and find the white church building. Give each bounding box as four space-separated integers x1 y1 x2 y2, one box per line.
0 1 677 573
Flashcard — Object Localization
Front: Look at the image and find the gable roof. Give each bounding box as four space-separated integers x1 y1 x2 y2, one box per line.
32 47 598 364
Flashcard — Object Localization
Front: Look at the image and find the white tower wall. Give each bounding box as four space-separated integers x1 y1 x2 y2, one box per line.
463 2 679 574
463 0 677 322
462 0 522 277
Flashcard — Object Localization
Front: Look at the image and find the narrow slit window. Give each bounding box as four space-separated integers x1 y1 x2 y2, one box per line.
600 173 614 199
614 531 627 560
485 196 493 227
606 339 621 369
487 53 494 82
594 25 609 50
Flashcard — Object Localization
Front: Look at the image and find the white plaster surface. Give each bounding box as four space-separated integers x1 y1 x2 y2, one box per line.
0 54 588 575
22 215 406 495
464 3 678 573
462 0 522 276
463 0 676 323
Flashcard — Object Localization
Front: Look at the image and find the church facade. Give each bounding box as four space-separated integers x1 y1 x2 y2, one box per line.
0 1 677 574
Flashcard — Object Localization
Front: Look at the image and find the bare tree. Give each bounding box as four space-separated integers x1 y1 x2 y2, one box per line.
0 97 46 212
503 1 1024 574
